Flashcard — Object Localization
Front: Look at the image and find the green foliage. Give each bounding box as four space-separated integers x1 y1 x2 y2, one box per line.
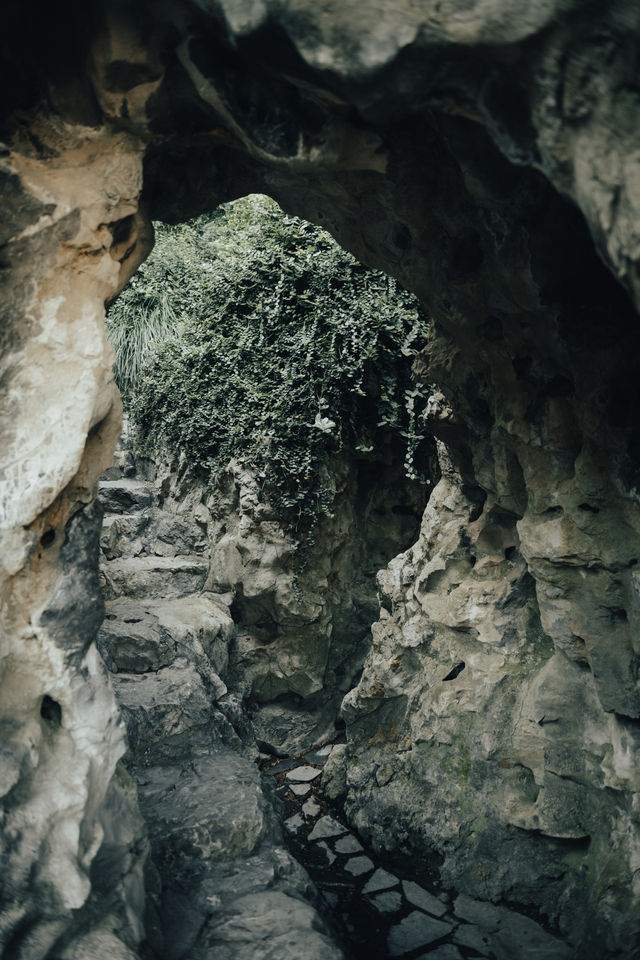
106 195 431 543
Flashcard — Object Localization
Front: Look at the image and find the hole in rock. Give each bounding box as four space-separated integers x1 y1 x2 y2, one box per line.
442 661 465 681
40 528 55 548
451 231 484 273
578 502 600 513
40 695 62 727
110 214 134 247
504 545 517 560
543 505 563 516
609 607 628 623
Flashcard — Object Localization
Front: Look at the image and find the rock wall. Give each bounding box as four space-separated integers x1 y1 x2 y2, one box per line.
3 1 640 957
96 435 346 960
202 439 428 754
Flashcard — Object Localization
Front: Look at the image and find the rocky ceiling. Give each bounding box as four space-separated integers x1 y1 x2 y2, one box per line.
2 1 640 957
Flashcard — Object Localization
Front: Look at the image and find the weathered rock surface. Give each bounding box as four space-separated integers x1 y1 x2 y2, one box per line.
4 2 640 956
202 446 426 753
94 439 346 959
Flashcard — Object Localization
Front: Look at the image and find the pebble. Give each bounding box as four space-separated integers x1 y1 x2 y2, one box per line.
402 879 448 917
344 855 375 877
316 743 334 756
308 816 348 840
362 868 399 894
388 911 454 957
286 765 322 782
334 834 363 854
290 783 311 797
369 890 402 914
302 798 321 817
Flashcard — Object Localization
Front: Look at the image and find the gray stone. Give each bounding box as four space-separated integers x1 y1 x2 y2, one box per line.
452 924 491 956
369 890 402 914
402 881 448 917
100 555 209 600
308 816 348 841
334 834 363 854
205 890 344 959
8 5 640 957
320 742 347 800
363 868 399 894
286 765 322 783
452 896 571 960
99 478 154 514
290 783 311 797
302 798 321 818
138 751 267 868
387 912 454 957
284 814 304 834
112 660 213 762
344 855 374 877
98 599 175 673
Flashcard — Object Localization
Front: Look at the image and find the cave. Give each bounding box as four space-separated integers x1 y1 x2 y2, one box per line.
2 2 640 958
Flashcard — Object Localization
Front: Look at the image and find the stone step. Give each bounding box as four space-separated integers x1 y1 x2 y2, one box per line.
113 660 217 762
98 595 233 677
101 513 152 560
102 445 136 480
100 510 206 561
137 749 268 866
99 478 155 514
100 556 209 600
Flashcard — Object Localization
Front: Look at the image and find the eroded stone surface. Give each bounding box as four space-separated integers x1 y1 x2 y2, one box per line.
4 2 640 956
93 436 346 959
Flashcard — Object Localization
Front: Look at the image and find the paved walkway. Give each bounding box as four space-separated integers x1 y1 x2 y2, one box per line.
263 745 571 960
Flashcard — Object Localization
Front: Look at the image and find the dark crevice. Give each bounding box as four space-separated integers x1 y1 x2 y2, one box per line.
40 695 62 728
442 661 465 682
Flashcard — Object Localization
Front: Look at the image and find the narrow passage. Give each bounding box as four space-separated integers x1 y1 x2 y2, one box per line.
263 747 570 960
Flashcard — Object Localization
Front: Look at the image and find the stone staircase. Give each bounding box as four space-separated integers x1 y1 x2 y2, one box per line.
97 434 345 960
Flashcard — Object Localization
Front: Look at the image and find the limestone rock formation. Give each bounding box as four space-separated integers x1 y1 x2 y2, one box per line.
96 436 345 959
201 439 426 753
3 2 640 958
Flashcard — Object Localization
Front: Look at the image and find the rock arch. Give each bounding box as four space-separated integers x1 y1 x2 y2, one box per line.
2 2 640 956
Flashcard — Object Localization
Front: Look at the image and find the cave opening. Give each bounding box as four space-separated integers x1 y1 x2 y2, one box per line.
3 4 640 959
97 193 444 959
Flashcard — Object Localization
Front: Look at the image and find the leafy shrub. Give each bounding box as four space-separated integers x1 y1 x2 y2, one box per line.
107 195 431 543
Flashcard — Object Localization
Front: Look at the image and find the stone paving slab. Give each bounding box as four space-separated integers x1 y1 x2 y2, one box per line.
308 815 348 840
284 813 304 833
369 890 403 914
363 868 399 894
286 765 322 782
302 798 321 817
344 855 374 876
290 783 311 797
261 740 573 960
403 880 447 918
334 834 363 854
388 911 454 956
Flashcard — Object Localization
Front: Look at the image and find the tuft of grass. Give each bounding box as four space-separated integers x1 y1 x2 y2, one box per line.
106 285 180 397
